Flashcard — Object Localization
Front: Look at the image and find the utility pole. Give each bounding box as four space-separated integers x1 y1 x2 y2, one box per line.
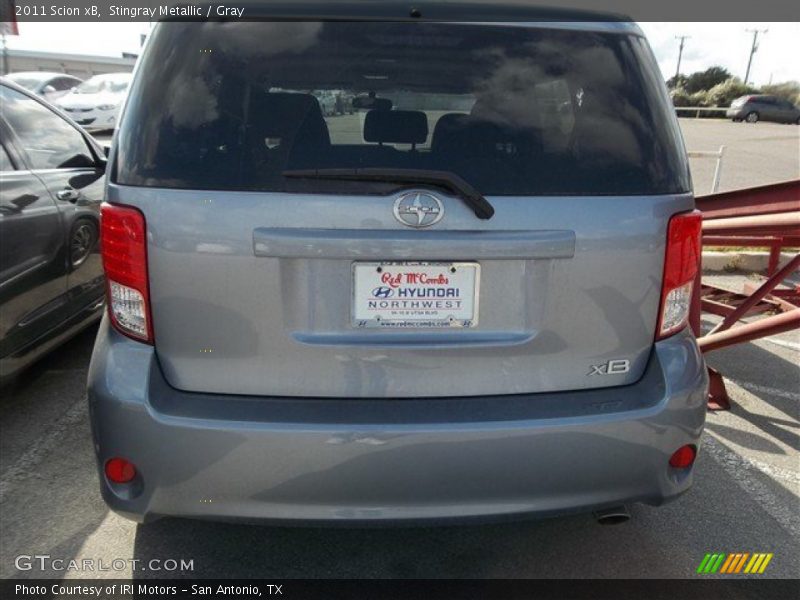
675 35 690 80
744 28 768 86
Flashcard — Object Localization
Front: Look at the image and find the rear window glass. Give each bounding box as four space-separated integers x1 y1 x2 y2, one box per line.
116 22 689 196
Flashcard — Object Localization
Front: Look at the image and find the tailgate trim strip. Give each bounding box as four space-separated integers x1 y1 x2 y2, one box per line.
292 330 535 348
253 228 575 260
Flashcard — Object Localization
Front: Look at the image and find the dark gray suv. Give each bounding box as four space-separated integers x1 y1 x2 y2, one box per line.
88 9 708 525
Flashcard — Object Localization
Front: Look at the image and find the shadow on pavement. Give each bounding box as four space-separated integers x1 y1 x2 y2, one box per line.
704 332 799 452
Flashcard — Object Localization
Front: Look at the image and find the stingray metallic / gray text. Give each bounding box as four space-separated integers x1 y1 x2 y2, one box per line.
109 5 245 19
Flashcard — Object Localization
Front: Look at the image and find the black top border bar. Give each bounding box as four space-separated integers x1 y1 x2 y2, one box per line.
3 0 800 23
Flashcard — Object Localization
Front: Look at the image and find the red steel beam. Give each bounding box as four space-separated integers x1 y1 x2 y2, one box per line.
771 296 800 312
707 254 800 335
707 367 731 411
701 212 800 236
694 181 800 410
701 298 736 317
696 179 800 219
698 308 800 353
743 282 800 310
702 236 798 275
703 236 800 246
690 270 702 336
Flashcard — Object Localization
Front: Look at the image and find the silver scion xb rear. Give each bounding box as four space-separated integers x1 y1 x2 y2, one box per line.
89 14 708 524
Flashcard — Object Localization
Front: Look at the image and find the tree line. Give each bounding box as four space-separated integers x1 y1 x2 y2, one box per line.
667 67 799 109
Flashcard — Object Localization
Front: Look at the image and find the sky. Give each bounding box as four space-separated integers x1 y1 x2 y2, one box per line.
638 22 799 85
4 21 799 86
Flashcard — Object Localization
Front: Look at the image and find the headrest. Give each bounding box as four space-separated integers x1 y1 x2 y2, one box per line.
431 113 471 151
432 112 541 158
249 92 331 149
251 92 327 137
364 110 429 144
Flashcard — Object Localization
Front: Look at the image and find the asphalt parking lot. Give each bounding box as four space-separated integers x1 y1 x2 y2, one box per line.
1 119 798 580
679 118 800 194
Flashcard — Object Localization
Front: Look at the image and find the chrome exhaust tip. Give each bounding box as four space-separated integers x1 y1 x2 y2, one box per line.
593 505 631 525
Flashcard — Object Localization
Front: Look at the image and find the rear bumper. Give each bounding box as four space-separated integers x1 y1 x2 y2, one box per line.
88 318 708 524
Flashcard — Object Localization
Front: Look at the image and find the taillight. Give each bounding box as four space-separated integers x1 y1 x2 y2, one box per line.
100 203 153 343
657 210 702 340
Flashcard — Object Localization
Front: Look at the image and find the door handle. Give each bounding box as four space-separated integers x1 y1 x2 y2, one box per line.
56 187 80 203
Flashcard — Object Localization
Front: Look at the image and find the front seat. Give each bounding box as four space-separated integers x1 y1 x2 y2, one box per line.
245 92 331 178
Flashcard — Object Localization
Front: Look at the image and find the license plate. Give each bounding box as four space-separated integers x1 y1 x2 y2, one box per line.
352 262 479 328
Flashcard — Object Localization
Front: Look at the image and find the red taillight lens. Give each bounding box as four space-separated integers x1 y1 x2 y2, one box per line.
105 457 137 483
100 203 153 343
657 210 702 340
669 445 697 469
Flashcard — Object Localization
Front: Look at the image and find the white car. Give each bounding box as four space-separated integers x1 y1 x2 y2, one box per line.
56 73 132 131
5 71 83 102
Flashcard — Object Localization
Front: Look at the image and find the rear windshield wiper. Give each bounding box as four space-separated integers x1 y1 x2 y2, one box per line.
282 168 495 220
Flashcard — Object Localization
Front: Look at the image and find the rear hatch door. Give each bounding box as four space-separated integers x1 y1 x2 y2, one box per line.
111 20 692 398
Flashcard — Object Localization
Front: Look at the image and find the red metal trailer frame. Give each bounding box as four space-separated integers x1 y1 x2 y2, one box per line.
691 179 799 410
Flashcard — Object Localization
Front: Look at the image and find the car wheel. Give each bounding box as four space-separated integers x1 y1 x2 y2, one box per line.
745 111 759 123
70 219 98 268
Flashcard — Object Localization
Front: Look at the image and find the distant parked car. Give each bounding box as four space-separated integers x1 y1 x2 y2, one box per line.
0 78 107 383
727 95 800 124
56 73 132 131
5 71 82 102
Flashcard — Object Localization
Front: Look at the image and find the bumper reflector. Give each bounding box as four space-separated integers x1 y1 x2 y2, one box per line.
105 457 137 483
669 445 697 469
